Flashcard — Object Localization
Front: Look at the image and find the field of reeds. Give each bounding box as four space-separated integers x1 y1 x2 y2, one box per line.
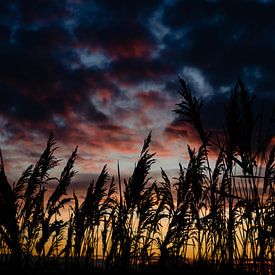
0 78 274 275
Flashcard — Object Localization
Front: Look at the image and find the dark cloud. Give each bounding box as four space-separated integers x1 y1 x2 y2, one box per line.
93 0 160 16
0 0 275 177
76 22 155 59
74 1 159 60
108 57 171 85
0 20 120 132
0 24 10 40
19 0 69 24
0 83 48 122
161 0 275 93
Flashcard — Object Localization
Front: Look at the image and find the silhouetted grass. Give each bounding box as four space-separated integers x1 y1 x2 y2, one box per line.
0 78 274 274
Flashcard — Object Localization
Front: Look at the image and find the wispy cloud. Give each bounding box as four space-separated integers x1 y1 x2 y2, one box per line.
181 66 214 98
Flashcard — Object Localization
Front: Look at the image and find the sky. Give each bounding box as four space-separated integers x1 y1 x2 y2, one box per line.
1 0 275 186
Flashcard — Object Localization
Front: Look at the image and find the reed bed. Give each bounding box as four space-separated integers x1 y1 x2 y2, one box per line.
0 78 274 274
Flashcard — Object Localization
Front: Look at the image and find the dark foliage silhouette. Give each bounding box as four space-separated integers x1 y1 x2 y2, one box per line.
0 78 274 275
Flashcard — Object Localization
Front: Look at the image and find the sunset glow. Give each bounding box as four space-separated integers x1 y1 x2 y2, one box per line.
0 1 274 274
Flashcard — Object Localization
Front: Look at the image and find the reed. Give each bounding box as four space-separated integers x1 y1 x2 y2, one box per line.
0 78 274 274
